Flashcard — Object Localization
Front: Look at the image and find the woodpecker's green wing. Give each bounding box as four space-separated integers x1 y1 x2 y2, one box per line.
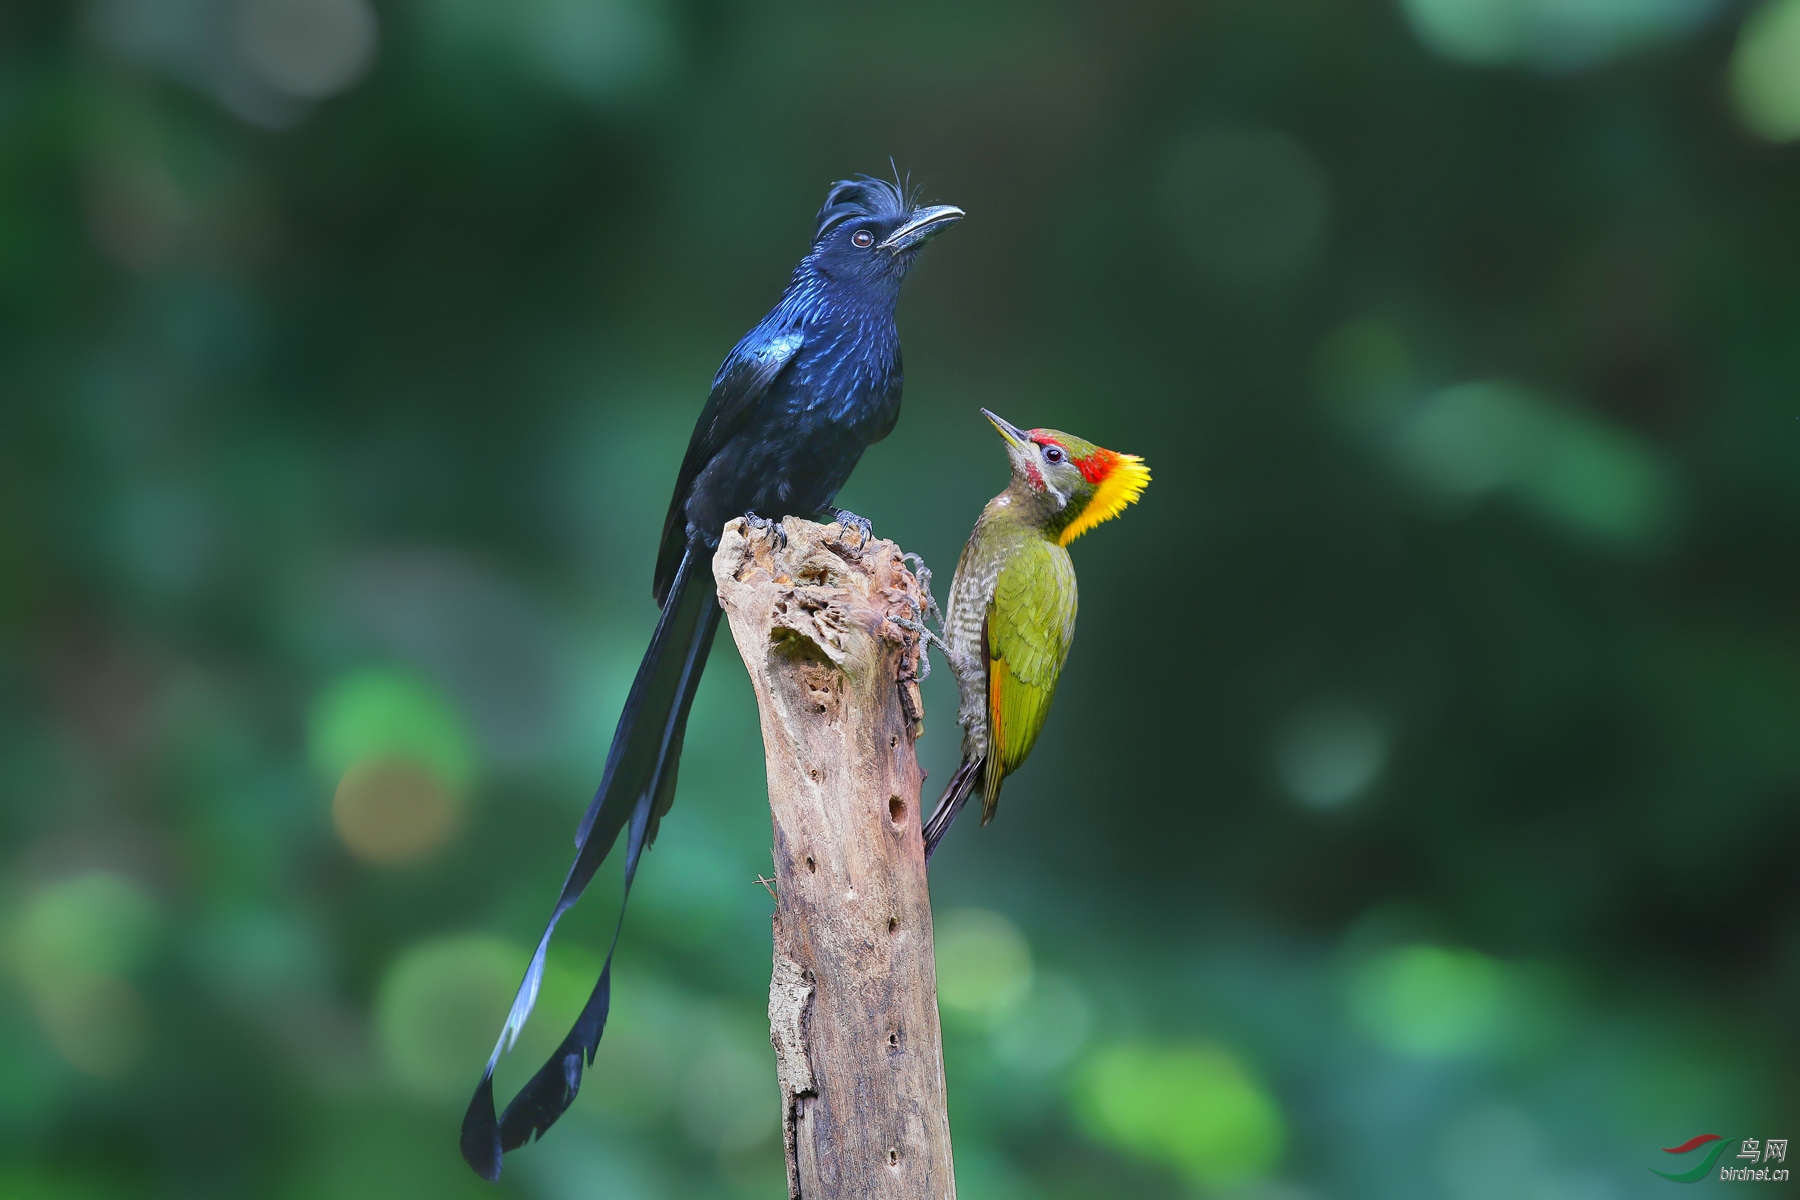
983 538 1077 822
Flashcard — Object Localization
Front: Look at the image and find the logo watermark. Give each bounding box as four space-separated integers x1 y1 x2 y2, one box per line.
1651 1134 1789 1183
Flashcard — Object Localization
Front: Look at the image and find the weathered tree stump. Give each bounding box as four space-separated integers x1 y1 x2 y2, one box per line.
712 516 955 1200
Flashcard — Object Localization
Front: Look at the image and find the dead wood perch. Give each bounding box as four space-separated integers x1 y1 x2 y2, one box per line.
712 516 955 1200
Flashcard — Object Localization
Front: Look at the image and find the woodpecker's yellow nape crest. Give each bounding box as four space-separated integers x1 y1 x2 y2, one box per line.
1055 444 1151 545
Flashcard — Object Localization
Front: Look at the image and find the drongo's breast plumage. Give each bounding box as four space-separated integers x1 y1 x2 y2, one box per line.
656 289 907 603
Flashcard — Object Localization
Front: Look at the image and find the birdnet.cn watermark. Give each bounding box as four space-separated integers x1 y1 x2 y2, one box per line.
1650 1134 1788 1183
1721 1140 1790 1183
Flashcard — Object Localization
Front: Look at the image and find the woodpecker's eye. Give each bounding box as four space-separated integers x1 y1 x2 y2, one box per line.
1043 445 1065 464
851 230 875 248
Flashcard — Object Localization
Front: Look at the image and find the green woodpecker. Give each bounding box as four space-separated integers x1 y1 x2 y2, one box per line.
921 410 1150 859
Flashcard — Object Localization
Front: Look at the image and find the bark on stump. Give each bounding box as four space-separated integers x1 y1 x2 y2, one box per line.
712 516 955 1200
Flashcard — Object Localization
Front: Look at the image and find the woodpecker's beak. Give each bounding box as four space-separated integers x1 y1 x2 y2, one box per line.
982 409 1032 452
878 204 964 252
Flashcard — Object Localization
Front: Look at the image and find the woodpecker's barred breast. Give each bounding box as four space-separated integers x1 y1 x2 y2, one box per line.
943 496 1078 766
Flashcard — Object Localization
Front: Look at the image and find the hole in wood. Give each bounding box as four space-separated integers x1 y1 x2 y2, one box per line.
805 855 816 873
888 1032 899 1047
888 795 905 823
887 916 898 933
888 1148 899 1167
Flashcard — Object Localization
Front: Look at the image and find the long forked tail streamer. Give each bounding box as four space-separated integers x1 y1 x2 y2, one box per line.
461 544 721 1180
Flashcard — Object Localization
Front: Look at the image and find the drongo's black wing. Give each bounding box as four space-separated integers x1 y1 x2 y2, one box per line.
653 328 804 603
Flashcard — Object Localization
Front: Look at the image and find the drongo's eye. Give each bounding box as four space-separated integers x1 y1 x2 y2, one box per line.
852 230 875 248
1043 446 1065 464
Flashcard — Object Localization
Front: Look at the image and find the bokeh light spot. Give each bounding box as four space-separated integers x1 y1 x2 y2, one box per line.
1315 317 1414 426
1162 125 1329 288
1392 380 1677 549
1073 1042 1285 1188
988 972 1093 1074
419 0 679 108
1393 380 1539 497
308 667 475 788
13 873 159 990
1400 0 1528 64
523 0 679 106
34 977 151 1079
235 0 379 100
1731 0 1800 141
11 873 160 1078
1435 1105 1551 1200
1272 703 1389 810
331 758 462 865
933 909 1033 1023
1350 944 1506 1057
375 934 521 1102
1398 0 1718 70
375 934 596 1102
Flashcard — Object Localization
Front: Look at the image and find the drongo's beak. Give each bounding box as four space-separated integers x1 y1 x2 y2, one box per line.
878 204 965 252
982 409 1032 452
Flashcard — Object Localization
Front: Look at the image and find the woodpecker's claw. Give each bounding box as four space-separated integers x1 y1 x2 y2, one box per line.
744 511 787 550
887 616 944 683
902 553 944 629
830 508 873 546
891 551 952 684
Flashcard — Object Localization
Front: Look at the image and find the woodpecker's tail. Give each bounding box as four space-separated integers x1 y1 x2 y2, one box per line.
461 542 721 1181
922 756 983 862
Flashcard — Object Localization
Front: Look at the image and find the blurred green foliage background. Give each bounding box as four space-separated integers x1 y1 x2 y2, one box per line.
3 0 1799 1196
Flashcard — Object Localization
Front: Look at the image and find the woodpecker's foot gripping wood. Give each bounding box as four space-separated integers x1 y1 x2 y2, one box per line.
712 517 953 1200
